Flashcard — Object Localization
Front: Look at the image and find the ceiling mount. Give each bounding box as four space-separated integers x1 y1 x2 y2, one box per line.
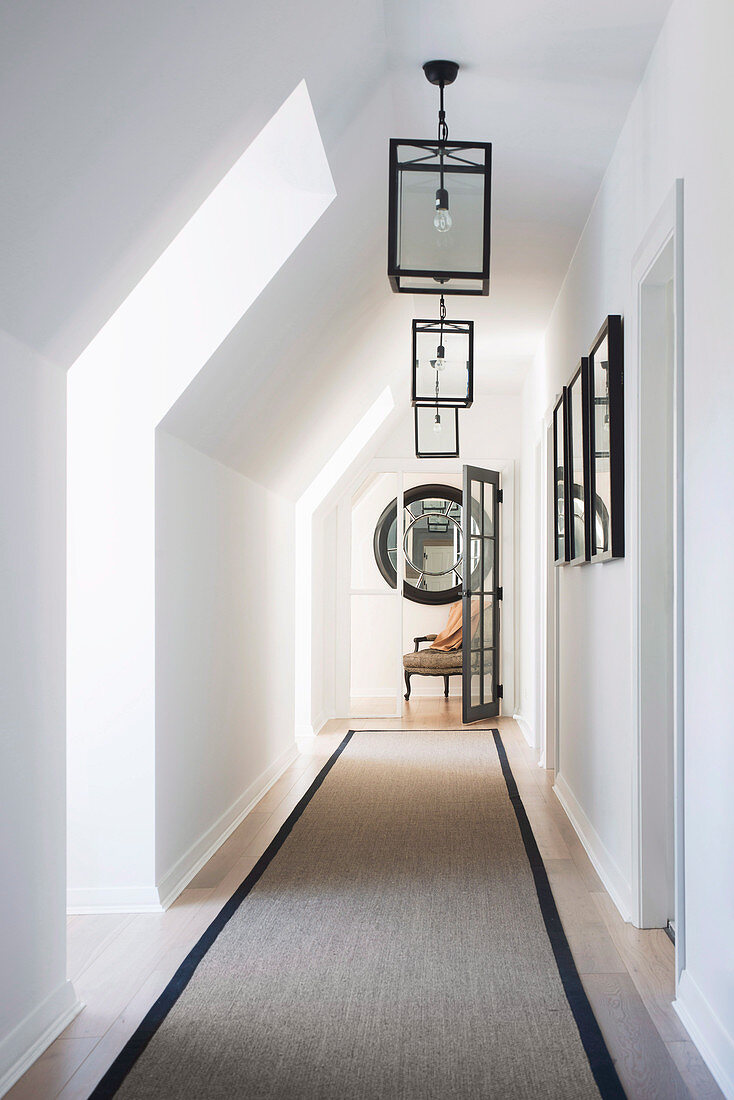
422 60 459 87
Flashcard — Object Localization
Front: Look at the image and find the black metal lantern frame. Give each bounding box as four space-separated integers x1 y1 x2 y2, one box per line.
412 297 473 409
414 406 460 459
388 139 492 296
387 62 492 296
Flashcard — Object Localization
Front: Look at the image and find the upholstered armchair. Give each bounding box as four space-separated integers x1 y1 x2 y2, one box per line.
402 634 462 700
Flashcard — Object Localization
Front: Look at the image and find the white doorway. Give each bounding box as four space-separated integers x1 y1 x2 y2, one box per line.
631 182 685 972
336 459 517 722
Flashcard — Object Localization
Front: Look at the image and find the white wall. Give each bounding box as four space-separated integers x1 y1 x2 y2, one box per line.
0 329 78 1093
349 472 401 699
520 0 734 1090
154 432 296 901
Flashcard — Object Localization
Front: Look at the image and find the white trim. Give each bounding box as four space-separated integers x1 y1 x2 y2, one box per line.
67 887 164 914
68 742 299 913
0 981 81 1098
296 711 329 749
542 409 557 771
311 711 329 736
553 773 633 922
629 181 686 968
512 712 534 749
675 971 734 1100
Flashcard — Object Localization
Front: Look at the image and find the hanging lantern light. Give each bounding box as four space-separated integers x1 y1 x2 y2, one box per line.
412 295 473 408
388 60 492 296
414 405 460 458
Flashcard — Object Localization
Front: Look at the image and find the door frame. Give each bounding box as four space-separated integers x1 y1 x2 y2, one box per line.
629 181 685 972
334 456 516 719
540 411 558 770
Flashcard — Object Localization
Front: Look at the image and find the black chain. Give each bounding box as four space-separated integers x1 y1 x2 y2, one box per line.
437 83 449 145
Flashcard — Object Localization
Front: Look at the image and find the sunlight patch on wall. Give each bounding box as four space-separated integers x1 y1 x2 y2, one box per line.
69 79 336 422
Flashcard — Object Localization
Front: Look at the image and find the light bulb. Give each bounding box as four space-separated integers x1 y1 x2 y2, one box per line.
434 187 452 233
433 412 442 434
432 343 446 371
433 208 452 233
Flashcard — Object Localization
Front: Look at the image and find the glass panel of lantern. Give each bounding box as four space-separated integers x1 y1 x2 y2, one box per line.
414 406 460 459
388 139 492 296
412 317 473 408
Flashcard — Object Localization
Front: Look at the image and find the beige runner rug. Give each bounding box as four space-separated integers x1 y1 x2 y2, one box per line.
91 729 625 1099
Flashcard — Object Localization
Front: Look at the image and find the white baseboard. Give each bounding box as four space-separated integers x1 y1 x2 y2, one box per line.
67 742 300 914
155 742 300 910
512 712 535 748
0 980 81 1098
296 711 329 747
311 711 329 734
553 772 633 923
295 709 329 741
67 886 164 914
675 970 734 1099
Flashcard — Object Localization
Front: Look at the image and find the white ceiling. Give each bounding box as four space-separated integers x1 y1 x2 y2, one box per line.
0 0 672 496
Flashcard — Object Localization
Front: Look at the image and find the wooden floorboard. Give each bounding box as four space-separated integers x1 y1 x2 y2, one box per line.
7 702 722 1099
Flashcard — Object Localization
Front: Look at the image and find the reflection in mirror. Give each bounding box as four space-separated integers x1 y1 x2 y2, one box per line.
404 512 462 592
553 391 567 563
567 360 588 562
591 334 611 554
373 484 489 605
588 315 623 558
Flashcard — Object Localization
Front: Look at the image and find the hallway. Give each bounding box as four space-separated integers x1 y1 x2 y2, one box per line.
8 708 720 1099
3 1 734 1094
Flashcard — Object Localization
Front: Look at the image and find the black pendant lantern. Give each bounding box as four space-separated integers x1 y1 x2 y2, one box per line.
388 60 492 296
412 295 473 408
414 405 460 458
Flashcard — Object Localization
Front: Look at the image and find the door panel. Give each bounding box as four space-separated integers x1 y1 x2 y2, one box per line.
462 466 501 722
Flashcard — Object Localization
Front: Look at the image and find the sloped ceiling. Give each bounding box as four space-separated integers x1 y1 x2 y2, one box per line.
1 0 671 497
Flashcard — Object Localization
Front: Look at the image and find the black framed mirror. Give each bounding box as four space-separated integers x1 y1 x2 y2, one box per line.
589 314 624 560
554 374 611 567
567 358 591 564
553 390 568 564
373 483 486 605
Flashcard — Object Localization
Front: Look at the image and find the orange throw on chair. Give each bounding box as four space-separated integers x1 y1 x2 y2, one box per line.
429 599 482 651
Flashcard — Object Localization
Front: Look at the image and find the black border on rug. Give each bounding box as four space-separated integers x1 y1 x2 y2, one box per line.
492 729 626 1099
89 729 356 1098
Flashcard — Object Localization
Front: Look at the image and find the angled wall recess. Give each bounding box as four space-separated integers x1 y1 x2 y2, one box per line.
67 81 336 911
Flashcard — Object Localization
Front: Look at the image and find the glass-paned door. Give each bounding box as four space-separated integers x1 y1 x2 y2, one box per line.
462 465 501 722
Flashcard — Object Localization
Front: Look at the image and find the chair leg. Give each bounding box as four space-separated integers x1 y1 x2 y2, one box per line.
404 671 412 700
444 675 450 697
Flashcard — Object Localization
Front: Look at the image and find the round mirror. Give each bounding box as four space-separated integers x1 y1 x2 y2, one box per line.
373 484 484 605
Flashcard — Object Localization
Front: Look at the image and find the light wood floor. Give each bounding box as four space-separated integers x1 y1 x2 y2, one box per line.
8 701 722 1099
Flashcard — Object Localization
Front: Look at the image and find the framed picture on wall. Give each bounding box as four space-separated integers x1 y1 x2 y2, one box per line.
552 389 569 564
566 358 591 564
588 315 624 560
